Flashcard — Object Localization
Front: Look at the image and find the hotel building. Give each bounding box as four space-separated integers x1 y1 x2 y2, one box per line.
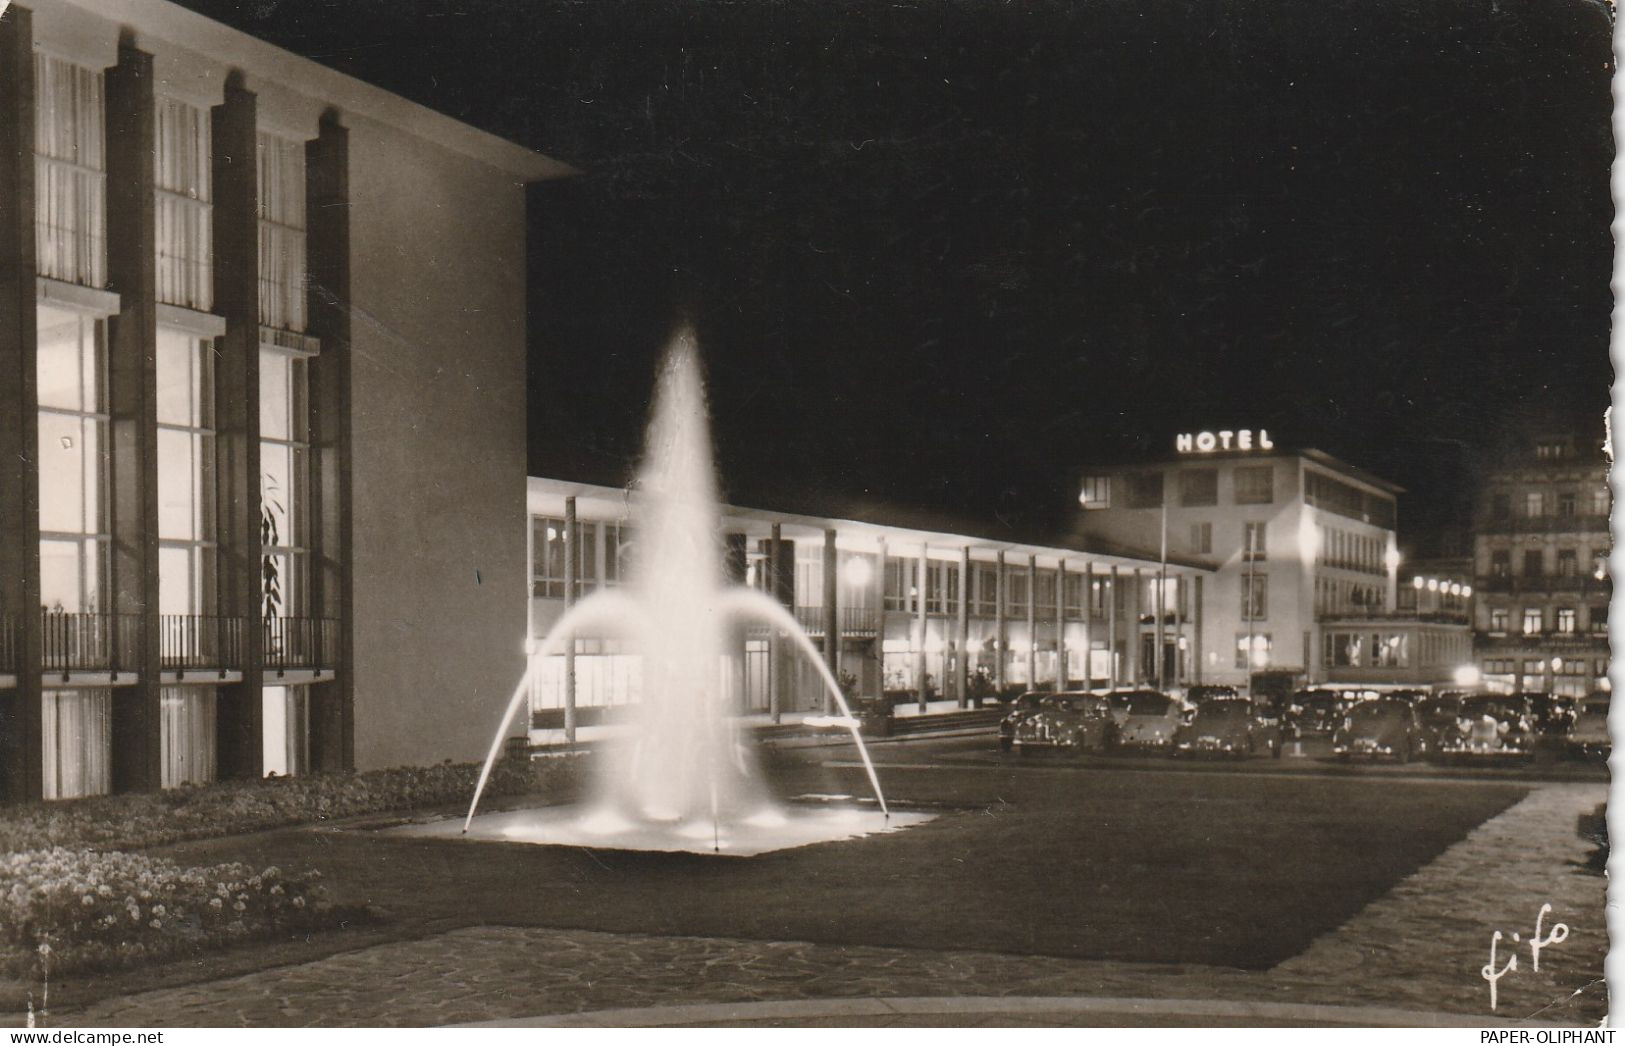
1471 432 1610 696
525 476 1213 737
1074 433 1472 688
1 0 568 800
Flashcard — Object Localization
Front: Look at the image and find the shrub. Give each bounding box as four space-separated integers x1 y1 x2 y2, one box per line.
0 849 352 976
0 756 578 855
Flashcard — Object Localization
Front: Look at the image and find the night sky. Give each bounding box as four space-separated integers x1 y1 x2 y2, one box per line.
178 0 1616 547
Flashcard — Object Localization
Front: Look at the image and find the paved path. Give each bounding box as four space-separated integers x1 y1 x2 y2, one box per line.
45 781 1608 1027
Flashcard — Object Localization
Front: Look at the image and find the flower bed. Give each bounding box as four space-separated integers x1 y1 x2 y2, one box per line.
0 849 352 977
0 757 576 855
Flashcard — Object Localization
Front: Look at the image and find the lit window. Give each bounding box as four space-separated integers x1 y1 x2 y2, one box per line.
1522 608 1543 635
34 54 106 288
1556 608 1577 634
1235 632 1272 669
1078 475 1111 509
155 97 212 311
1590 487 1610 518
1524 491 1544 518
257 133 307 332
1489 608 1510 632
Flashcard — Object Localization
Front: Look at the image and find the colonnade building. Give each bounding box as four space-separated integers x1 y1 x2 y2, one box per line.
1 0 567 800
1073 434 1473 688
525 477 1214 735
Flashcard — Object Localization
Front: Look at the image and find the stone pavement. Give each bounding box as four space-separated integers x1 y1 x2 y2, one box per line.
45 781 1609 1027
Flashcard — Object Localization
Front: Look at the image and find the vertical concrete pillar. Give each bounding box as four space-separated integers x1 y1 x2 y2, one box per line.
1082 561 1095 690
915 544 928 712
0 5 44 802
1025 554 1037 690
563 496 577 742
1108 565 1119 686
1056 559 1067 691
994 551 1007 693
768 523 781 722
1130 568 1144 683
956 546 970 708
822 528 838 715
105 37 163 791
873 536 887 704
1174 575 1186 686
211 73 264 780
306 110 354 771
1193 575 1205 684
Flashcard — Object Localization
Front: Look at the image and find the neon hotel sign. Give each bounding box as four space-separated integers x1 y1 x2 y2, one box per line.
1175 429 1274 454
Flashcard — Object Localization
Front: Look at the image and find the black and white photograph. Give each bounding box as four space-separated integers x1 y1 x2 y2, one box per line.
0 0 1614 1031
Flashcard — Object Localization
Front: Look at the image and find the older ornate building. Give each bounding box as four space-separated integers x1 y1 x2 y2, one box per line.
1472 432 1611 696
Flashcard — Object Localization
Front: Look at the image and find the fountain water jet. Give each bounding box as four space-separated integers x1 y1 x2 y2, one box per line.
428 327 926 856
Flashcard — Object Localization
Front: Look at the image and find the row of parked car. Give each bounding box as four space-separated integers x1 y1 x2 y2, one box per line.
995 685 1611 763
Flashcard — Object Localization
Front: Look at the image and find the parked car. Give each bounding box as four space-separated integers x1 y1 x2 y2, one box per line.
1566 691 1610 760
997 691 1048 751
1282 689 1348 745
1434 693 1536 761
1104 689 1140 727
1115 690 1184 752
1011 692 1117 756
1528 692 1578 738
1173 697 1260 758
1187 684 1240 705
1416 692 1466 752
1332 696 1426 762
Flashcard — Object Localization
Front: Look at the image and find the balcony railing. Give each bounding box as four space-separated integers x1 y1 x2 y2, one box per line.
1478 631 1609 652
791 606 880 637
1478 513 1610 536
1319 609 1471 625
263 616 338 672
41 611 141 675
159 615 243 671
1480 575 1610 595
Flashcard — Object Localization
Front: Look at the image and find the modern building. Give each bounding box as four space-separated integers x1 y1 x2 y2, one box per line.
1471 432 1611 696
525 476 1214 740
1 0 569 801
1074 431 1472 688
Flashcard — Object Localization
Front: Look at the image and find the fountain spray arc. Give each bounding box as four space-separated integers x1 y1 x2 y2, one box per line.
463 327 889 845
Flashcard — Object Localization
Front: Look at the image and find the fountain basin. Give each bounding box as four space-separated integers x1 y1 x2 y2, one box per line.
388 804 934 857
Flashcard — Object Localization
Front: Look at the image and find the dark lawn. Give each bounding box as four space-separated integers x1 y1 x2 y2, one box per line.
150 757 1527 971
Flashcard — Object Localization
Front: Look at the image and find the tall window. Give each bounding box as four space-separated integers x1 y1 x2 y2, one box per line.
1490 550 1511 578
1124 471 1163 509
1033 569 1056 613
157 330 216 616
1243 521 1267 561
38 307 108 613
1179 468 1218 507
259 350 308 620
1189 522 1212 555
155 98 212 311
257 133 307 331
1489 608 1510 632
1233 465 1274 505
1006 567 1030 608
1556 608 1577 634
1240 573 1267 621
973 565 997 615
1556 549 1578 578
1522 608 1543 635
1557 492 1577 518
1590 487 1610 518
1523 549 1544 578
34 54 106 288
1524 491 1544 518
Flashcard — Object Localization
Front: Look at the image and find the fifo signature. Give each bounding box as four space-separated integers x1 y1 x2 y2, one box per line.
1482 903 1570 1010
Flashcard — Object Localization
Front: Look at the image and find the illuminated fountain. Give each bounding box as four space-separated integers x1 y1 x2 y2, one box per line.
394 327 928 855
